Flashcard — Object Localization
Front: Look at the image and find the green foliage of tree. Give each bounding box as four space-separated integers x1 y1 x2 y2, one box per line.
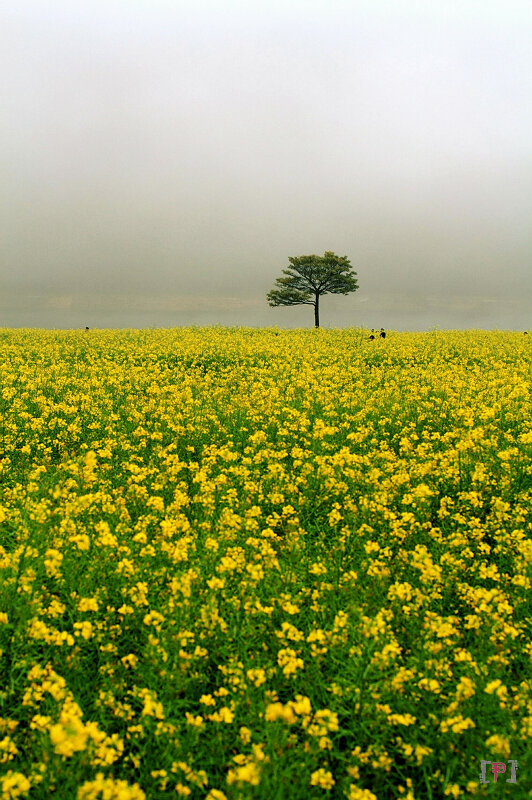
267 251 358 328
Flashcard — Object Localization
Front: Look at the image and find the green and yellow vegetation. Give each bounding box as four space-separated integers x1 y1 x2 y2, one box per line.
0 327 531 799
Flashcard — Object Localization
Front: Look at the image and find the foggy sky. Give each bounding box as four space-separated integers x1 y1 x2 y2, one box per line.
2 0 531 330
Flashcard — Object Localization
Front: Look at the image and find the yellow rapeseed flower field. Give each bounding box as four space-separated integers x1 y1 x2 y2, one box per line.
0 327 531 799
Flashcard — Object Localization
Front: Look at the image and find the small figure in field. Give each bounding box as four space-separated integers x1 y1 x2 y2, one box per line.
369 334 375 341
85 326 90 331
380 328 386 339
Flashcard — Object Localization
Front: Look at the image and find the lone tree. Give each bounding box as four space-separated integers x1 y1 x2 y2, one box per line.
267 251 358 328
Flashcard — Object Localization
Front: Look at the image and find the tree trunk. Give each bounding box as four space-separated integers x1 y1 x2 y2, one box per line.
314 294 320 328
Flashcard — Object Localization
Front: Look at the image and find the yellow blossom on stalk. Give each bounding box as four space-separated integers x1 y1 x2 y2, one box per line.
444 784 461 798
333 611 349 629
388 714 416 726
456 677 475 700
440 715 475 734
207 707 234 724
49 714 88 757
95 521 118 548
77 597 99 612
485 734 511 758
137 689 164 719
239 726 252 744
77 773 145 799
91 731 124 766
73 621 93 640
304 709 339 736
246 668 267 686
265 702 296 724
0 772 31 799
44 548 63 578
414 745 433 764
82 450 98 486
185 713 203 727
289 694 312 716
277 648 304 677
418 678 440 693
281 601 300 615
206 576 225 590
347 787 378 800
226 761 260 786
310 769 335 789
387 582 413 602
30 715 51 733
0 735 18 762
200 694 216 707
143 610 165 629
309 562 328 576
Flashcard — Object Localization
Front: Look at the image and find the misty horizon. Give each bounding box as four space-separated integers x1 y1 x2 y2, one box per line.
2 1 531 331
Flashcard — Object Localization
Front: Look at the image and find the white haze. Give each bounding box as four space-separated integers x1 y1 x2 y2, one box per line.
1 0 531 330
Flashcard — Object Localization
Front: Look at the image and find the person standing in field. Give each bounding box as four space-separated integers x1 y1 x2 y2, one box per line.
380 328 386 339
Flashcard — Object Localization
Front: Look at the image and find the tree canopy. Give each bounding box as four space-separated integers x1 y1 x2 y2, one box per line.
267 251 358 328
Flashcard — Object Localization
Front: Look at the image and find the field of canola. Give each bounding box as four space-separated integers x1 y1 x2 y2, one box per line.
0 327 531 800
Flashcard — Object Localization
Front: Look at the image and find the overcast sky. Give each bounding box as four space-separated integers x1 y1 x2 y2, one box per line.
1 0 531 330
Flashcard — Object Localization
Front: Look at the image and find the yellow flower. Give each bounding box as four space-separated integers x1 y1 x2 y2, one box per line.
77 773 145 799
418 678 440 693
30 715 51 733
455 676 475 700
444 784 460 798
440 716 475 734
289 695 312 717
73 621 94 640
77 597 99 612
347 785 378 800
414 744 433 764
265 702 296 724
185 713 203 727
226 762 260 786
485 734 511 758
388 714 416 726
0 772 31 799
281 601 300 615
49 716 88 757
138 689 164 719
207 707 234 724
239 726 252 744
246 668 267 687
310 769 335 789
277 648 304 677
199 694 216 706
120 654 138 669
